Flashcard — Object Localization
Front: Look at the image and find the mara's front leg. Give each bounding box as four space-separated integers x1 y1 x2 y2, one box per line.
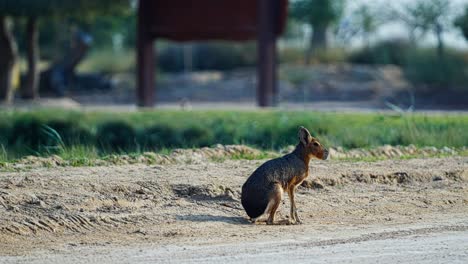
287 185 302 224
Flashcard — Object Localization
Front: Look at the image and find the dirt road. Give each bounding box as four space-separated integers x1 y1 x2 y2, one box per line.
3 227 467 264
1 156 467 263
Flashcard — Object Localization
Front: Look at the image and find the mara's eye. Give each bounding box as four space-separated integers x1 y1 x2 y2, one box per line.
313 142 319 147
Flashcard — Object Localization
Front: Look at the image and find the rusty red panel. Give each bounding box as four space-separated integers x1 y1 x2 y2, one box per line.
139 0 288 41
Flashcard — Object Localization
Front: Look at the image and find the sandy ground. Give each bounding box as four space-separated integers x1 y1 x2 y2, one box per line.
0 157 467 263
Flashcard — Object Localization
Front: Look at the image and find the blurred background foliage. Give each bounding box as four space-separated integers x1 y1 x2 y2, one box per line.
1 0 467 75
0 0 467 91
1 0 468 160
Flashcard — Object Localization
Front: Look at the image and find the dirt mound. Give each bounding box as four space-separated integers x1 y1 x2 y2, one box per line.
0 188 141 236
302 167 468 189
15 155 68 167
0 213 136 236
281 144 463 160
0 175 176 236
4 144 464 171
329 145 461 159
7 145 264 169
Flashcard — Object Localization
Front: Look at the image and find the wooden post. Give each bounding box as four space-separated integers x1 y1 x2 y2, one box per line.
23 16 39 99
137 1 155 107
257 0 278 107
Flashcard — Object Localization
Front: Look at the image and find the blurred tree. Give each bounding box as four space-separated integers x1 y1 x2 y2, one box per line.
454 6 468 41
393 0 451 58
76 12 135 50
353 5 377 47
290 0 345 64
0 0 130 102
282 19 305 41
0 16 17 103
336 4 380 48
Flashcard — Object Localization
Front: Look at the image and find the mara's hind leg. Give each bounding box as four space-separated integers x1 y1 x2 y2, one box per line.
250 215 268 224
266 184 283 225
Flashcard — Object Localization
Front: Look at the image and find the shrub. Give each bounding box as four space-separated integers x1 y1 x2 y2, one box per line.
45 120 94 146
1 110 467 160
8 117 49 150
0 122 11 148
77 50 135 74
181 126 215 147
207 118 238 145
96 121 137 152
158 45 185 72
349 40 468 91
247 126 276 149
279 47 347 65
273 124 300 148
193 43 256 71
348 40 412 66
403 50 468 90
279 46 305 64
140 124 180 150
158 42 256 72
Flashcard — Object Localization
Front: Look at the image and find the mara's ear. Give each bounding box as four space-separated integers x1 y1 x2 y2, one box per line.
298 126 312 145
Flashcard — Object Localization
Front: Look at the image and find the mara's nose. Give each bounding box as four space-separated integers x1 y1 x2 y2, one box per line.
322 149 329 160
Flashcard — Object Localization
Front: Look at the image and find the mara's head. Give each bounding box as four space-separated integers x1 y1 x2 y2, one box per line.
298 126 328 160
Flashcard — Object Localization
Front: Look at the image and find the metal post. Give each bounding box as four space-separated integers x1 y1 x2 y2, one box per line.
257 0 278 107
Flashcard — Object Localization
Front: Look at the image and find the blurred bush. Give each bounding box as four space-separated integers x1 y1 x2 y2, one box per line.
0 122 11 150
96 121 137 152
279 47 347 65
140 124 181 150
8 117 49 151
157 45 184 73
279 46 306 64
181 126 215 147
209 118 238 145
349 40 468 91
404 49 468 91
0 111 467 159
348 40 411 66
45 120 93 146
77 50 135 74
158 42 256 72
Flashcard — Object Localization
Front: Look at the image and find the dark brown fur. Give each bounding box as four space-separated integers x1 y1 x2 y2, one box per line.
241 127 328 225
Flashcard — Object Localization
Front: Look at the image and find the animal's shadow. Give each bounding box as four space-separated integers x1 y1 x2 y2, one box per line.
176 214 251 225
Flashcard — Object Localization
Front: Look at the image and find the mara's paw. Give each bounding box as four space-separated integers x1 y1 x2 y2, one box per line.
293 218 303 225
251 218 267 224
292 220 303 225
285 216 302 225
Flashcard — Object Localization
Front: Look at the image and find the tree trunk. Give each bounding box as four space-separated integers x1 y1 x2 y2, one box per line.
408 27 417 46
305 24 327 65
305 30 314 65
22 16 40 99
0 16 17 103
312 24 328 50
363 31 371 48
435 23 444 60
